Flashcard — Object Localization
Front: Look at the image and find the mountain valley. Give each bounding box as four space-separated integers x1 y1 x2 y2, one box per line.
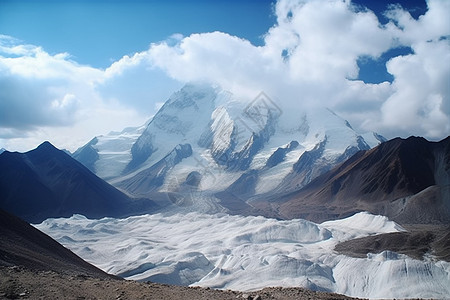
0 83 449 299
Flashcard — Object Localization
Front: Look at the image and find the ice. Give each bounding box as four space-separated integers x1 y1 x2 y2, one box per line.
35 211 450 299
333 252 450 299
321 211 406 241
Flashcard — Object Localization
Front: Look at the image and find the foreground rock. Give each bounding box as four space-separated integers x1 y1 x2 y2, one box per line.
0 266 358 300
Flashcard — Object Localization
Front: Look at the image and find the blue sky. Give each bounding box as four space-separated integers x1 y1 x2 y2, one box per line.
1 0 426 78
0 0 276 68
0 0 448 151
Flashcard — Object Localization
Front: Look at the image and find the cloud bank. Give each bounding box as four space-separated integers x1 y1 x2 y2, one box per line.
0 0 449 151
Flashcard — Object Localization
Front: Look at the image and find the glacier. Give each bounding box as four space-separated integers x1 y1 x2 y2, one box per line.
35 212 450 299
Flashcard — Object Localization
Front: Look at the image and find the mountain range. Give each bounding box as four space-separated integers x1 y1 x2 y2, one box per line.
1 83 448 226
259 136 450 224
0 141 158 223
1 83 449 299
73 83 386 215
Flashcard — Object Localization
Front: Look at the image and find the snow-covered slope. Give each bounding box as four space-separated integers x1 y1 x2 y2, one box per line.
36 212 450 299
73 83 385 214
73 124 147 180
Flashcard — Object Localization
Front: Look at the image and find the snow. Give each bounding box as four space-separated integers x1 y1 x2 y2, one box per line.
333 253 450 299
95 128 144 180
74 84 386 199
210 107 234 153
35 212 450 299
361 132 386 148
77 123 147 180
321 211 406 240
254 147 306 194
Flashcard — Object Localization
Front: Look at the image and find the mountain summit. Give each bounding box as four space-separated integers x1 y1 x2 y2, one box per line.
74 83 385 215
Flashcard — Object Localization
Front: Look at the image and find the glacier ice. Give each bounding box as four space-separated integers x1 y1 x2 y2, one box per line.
35 211 450 299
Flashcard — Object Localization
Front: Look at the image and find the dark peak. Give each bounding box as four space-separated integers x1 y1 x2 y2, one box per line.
374 136 429 153
34 141 59 153
404 136 429 143
24 141 74 166
0 142 60 158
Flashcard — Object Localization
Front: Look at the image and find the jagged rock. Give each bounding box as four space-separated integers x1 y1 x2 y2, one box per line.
265 140 299 168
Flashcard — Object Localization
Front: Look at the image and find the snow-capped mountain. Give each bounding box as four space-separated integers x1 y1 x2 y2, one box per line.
74 83 385 214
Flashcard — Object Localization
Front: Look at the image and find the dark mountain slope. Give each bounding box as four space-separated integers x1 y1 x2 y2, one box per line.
0 141 157 223
0 208 114 278
273 136 450 224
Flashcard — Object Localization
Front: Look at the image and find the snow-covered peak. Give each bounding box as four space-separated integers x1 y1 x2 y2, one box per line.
74 82 386 204
147 83 217 136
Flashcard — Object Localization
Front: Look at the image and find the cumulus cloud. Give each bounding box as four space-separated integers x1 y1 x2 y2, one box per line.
0 36 99 130
379 38 450 138
369 0 450 138
139 0 449 140
1 0 449 151
0 36 149 151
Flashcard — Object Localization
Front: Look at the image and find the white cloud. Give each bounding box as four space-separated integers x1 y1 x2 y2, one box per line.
0 36 149 151
378 39 450 138
1 0 449 152
357 0 450 139
147 31 268 98
139 0 449 140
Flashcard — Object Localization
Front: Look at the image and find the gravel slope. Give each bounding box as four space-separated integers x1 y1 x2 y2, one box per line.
0 266 358 300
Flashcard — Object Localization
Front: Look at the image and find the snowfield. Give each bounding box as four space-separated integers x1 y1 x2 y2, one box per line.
36 212 450 299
